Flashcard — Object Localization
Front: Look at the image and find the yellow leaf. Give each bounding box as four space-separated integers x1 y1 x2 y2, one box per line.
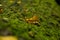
0 36 17 40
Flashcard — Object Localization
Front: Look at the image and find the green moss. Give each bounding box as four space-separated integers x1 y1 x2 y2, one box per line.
0 0 60 40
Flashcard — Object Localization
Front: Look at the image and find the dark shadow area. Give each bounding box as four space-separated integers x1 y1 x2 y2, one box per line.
55 0 60 5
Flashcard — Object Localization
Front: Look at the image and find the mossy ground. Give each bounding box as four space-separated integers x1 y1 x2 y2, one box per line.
0 0 60 40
